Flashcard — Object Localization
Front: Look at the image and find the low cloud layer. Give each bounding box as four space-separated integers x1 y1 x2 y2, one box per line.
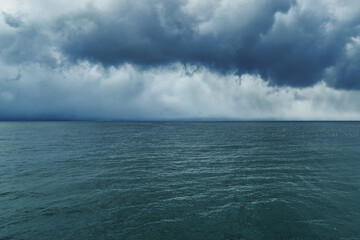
1 62 360 120
0 0 360 120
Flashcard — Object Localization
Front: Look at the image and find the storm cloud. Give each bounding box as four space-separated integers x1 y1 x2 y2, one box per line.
3 0 360 88
0 0 360 120
1 62 360 120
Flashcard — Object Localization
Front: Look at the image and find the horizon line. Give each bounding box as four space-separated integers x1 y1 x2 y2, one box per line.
1 118 359 122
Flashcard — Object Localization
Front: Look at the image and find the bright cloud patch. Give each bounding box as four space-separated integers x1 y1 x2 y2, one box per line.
1 62 360 120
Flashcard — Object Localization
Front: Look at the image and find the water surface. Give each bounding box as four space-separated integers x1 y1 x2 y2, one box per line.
1 122 360 239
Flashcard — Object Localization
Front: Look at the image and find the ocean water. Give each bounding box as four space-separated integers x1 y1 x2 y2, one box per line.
0 122 360 239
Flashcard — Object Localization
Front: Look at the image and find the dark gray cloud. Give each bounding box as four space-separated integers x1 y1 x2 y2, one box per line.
57 0 294 71
1 0 360 121
326 36 360 89
47 0 360 89
1 0 360 89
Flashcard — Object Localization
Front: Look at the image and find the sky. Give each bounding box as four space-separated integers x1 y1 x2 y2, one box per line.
0 0 360 120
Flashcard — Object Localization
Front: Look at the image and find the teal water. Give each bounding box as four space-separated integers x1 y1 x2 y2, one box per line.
0 122 360 239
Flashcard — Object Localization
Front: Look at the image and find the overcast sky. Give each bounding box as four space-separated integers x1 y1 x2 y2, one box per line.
1 0 360 120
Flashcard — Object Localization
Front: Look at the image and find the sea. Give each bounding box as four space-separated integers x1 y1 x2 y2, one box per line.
0 121 360 239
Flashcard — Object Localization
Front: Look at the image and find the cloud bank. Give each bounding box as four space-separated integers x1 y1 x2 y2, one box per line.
0 0 360 120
